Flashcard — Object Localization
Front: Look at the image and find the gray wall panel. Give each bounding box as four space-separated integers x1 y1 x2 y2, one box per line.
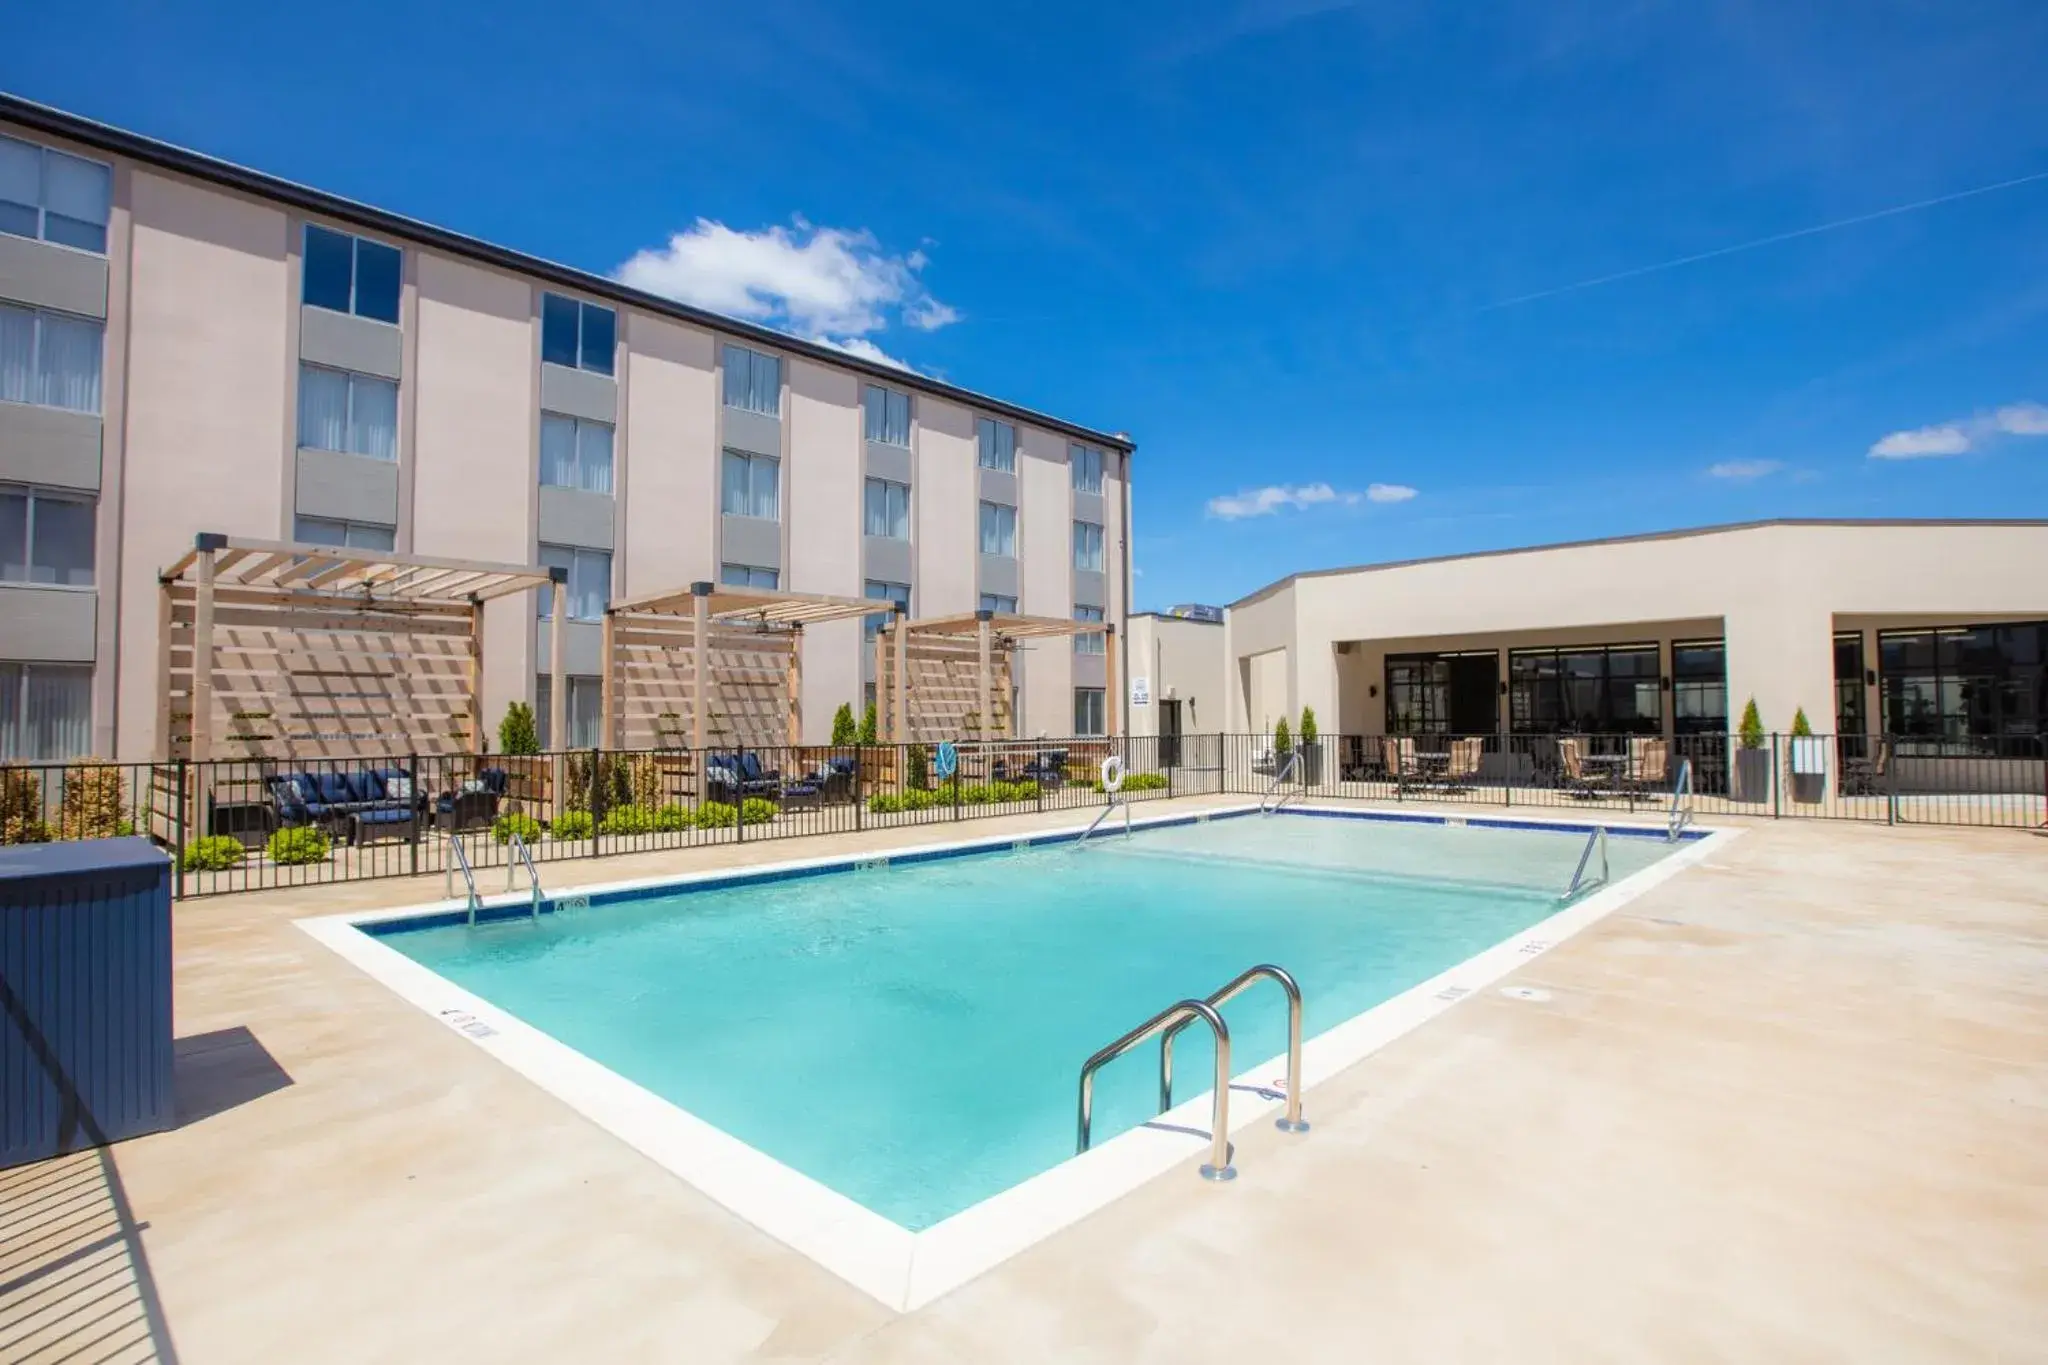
295 448 399 525
723 407 782 457
978 553 1019 600
537 620 604 676
863 535 914 585
539 362 617 423
1073 568 1107 607
0 235 108 318
1072 489 1106 525
0 586 97 662
977 466 1018 506
1073 652 1107 689
299 305 402 380
0 402 101 491
720 514 782 570
537 485 617 550
863 440 912 484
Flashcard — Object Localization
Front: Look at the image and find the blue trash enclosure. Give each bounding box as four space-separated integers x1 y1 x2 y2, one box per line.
1 837 175 1170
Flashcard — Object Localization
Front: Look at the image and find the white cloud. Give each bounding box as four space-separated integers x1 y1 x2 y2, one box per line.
1707 459 1784 480
1868 400 2048 459
1205 481 1415 519
1366 483 1418 503
614 216 956 362
811 335 911 370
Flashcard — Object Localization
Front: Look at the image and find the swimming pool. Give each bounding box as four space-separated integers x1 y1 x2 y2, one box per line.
306 806 1721 1308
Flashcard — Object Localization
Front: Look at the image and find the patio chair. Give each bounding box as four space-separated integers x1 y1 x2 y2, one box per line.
1381 737 1419 793
1840 737 1891 796
433 768 505 832
1018 748 1068 790
1625 738 1669 796
1251 748 1278 777
1557 738 1605 798
1444 736 1484 792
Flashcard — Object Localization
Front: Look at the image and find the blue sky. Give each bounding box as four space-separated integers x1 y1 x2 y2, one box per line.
8 1 2048 608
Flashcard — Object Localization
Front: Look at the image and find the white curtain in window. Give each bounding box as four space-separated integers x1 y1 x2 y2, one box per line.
978 419 1015 472
299 366 349 452
30 496 94 586
0 306 32 404
576 421 614 495
1073 521 1104 571
35 314 102 413
568 677 602 748
540 415 576 489
3 664 92 761
0 137 38 227
864 479 908 538
865 387 909 446
0 490 26 582
979 502 1015 556
570 549 610 620
1071 444 1103 493
1074 606 1105 654
350 375 398 460
725 454 777 519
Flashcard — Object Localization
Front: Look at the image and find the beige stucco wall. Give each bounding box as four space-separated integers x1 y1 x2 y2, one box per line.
1017 425 1071 736
1125 615 1226 739
787 358 863 741
623 313 717 593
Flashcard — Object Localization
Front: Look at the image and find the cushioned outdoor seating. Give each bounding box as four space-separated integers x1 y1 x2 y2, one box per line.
433 768 505 831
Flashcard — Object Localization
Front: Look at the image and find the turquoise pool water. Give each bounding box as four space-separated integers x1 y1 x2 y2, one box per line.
380 813 1679 1229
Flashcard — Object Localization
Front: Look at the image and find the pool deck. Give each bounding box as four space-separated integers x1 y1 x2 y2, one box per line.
5 797 2044 1362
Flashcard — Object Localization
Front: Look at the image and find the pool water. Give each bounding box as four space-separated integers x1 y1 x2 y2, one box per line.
381 814 1679 1229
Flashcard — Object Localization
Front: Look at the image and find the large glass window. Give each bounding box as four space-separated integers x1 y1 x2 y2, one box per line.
976 418 1015 472
539 413 615 494
863 385 910 446
979 593 1017 614
0 135 112 253
0 304 103 413
1833 633 1866 736
537 544 610 620
293 516 395 552
540 293 616 375
721 450 780 519
863 478 910 539
721 562 779 590
1072 520 1104 571
864 579 910 638
1510 643 1662 734
1385 655 1451 735
721 344 781 415
1074 604 1105 655
297 364 397 460
1879 621 2046 754
1073 687 1106 737
535 674 602 750
1671 640 1727 736
1071 443 1104 494
0 661 93 761
302 225 401 324
0 487 94 586
979 502 1017 557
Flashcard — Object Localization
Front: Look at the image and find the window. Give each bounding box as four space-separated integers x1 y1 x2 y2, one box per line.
540 293 616 375
1385 655 1451 735
297 365 397 460
864 579 910 638
0 136 112 253
1834 633 1866 739
1072 520 1104 571
302 224 401 324
1672 640 1727 736
721 562 779 590
1071 443 1104 494
721 450 780 520
1509 643 1662 735
293 516 395 552
863 478 909 539
540 414 615 494
0 304 103 413
978 501 1016 557
1879 621 2047 755
722 344 781 416
1074 604 1105 654
976 418 1015 472
0 487 94 586
863 385 910 446
0 662 93 761
979 593 1016 614
537 544 610 620
1074 687 1106 736
535 674 602 750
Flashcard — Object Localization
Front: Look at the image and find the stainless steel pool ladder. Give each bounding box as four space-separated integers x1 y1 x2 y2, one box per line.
1077 796 1131 847
1564 825 1609 900
507 831 543 921
446 832 482 926
1259 750 1301 814
1161 964 1309 1134
1667 757 1694 842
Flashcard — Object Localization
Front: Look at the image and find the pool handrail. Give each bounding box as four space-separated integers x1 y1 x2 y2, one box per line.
1077 998 1235 1181
1077 796 1131 847
1667 757 1694 841
507 830 543 922
1159 963 1309 1135
1259 749 1302 814
447 831 482 926
1564 825 1609 900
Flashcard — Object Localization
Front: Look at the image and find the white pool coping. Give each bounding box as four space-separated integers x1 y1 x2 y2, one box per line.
298 803 1737 1312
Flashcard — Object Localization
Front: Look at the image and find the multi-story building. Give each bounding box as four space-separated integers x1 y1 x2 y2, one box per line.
0 96 1134 763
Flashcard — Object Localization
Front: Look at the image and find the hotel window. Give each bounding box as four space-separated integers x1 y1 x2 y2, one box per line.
1074 605 1105 654
979 593 1016 614
297 364 397 460
721 562 779 590
1384 655 1451 735
1833 633 1866 748
535 674 602 750
537 544 610 621
864 579 909 638
0 486 94 586
979 502 1016 557
976 418 1015 472
1072 520 1104 571
0 135 112 253
1073 687 1106 737
540 293 616 375
721 450 780 520
863 478 910 539
863 385 910 447
540 413 615 494
0 303 103 413
293 516 394 552
302 224 401 324
1509 644 1661 735
1879 621 2047 755
722 344 781 416
1071 443 1104 494
1671 640 1727 736
0 661 93 761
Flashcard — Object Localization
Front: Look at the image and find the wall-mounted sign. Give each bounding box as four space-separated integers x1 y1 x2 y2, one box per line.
1130 676 1151 706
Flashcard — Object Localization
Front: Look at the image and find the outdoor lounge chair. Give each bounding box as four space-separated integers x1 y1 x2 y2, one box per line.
1625 737 1670 796
1381 737 1419 793
1840 737 1890 796
708 752 780 801
1556 738 1606 798
1018 749 1067 790
433 767 505 831
1444 736 1484 792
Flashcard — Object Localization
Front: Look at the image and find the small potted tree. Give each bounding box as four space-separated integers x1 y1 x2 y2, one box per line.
1734 697 1771 804
1788 707 1826 803
1298 706 1322 785
1272 715 1292 778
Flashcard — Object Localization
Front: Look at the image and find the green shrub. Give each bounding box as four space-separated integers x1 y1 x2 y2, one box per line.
1 768 48 844
1089 771 1168 793
961 783 994 805
831 703 858 746
858 702 878 745
695 800 738 829
905 743 930 791
58 767 128 840
993 779 1039 802
1274 716 1292 755
867 792 902 814
1737 698 1765 749
181 835 244 872
267 825 330 865
1790 707 1813 738
653 802 693 832
492 811 543 845
598 803 654 836
498 701 540 756
741 797 777 825
552 810 595 840
1299 706 1318 746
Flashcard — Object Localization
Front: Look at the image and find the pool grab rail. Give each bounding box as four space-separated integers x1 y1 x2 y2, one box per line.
446 832 482 926
1077 998 1236 1181
1259 750 1302 814
507 830 543 922
1159 963 1309 1135
1077 753 1132 847
1667 757 1694 842
1077 797 1131 846
1564 825 1609 900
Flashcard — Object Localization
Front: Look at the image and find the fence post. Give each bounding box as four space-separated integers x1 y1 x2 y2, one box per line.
173 758 189 899
855 746 865 832
589 747 601 856
1771 733 1782 819
408 751 420 878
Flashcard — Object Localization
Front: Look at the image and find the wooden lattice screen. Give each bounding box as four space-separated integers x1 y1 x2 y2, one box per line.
610 616 797 751
882 637 1016 744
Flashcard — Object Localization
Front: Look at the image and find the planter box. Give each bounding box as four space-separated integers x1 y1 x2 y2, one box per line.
1298 740 1323 785
1733 747 1772 804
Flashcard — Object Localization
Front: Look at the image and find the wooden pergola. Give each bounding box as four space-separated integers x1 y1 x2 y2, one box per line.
159 532 562 761
601 581 879 750
878 609 1117 743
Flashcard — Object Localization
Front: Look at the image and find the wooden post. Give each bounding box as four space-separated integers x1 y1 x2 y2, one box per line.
786 623 803 749
599 609 618 749
1105 622 1120 738
548 575 567 751
189 536 219 763
872 626 888 738
976 610 993 744
891 608 909 744
468 595 486 757
155 579 175 760
690 580 711 756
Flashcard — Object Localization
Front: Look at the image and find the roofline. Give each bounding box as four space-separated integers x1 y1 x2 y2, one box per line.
0 93 1135 456
1227 518 2048 612
1127 611 1224 625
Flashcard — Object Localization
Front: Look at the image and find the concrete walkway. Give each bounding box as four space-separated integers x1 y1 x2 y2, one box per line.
6 801 2042 1362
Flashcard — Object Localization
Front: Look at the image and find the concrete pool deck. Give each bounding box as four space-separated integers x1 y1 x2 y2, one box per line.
5 798 2044 1362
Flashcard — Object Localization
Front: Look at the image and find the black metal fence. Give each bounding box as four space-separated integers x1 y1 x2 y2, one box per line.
0 729 2035 898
